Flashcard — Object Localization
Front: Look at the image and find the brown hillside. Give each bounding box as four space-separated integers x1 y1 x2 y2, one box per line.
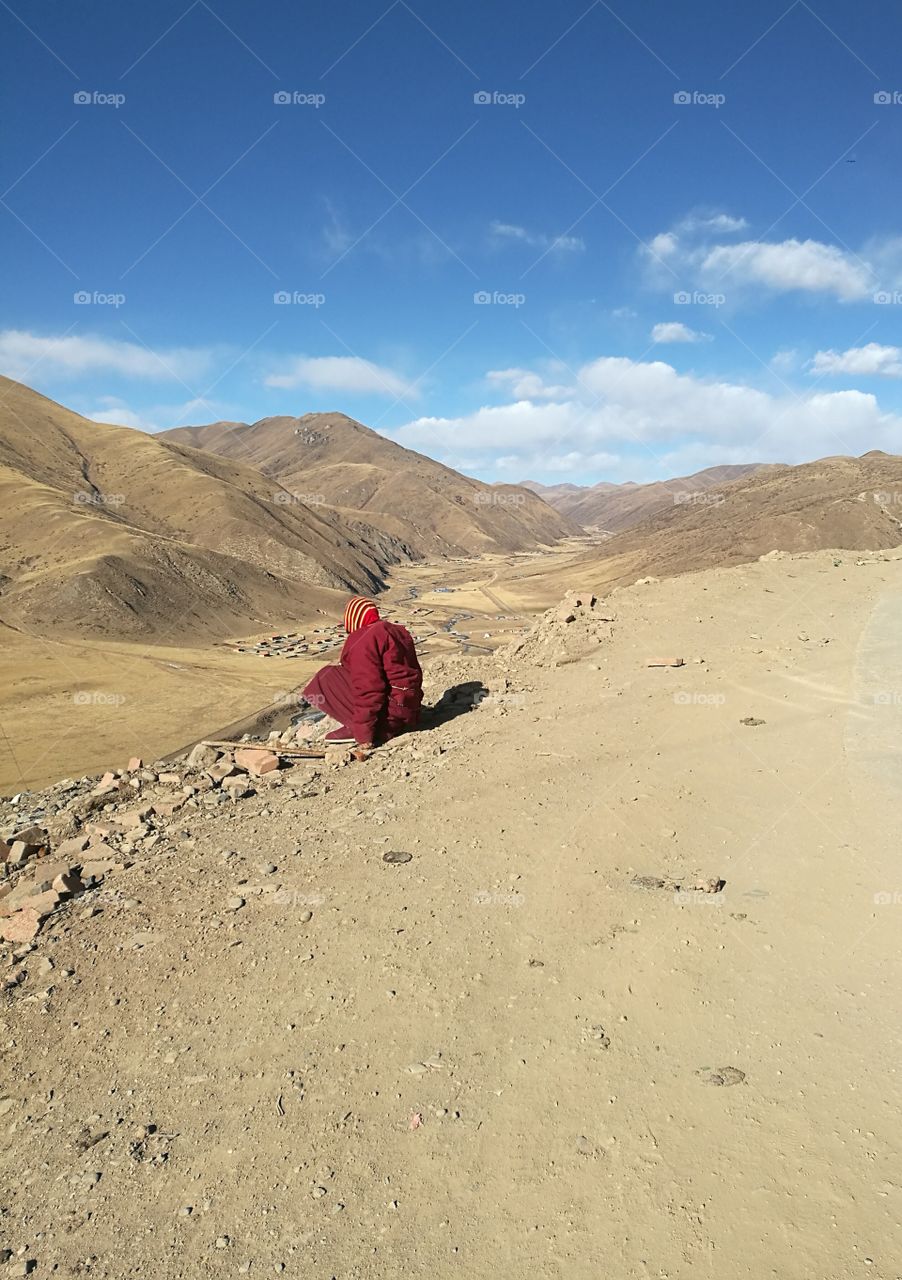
0 378 412 642
163 413 580 557
513 453 902 601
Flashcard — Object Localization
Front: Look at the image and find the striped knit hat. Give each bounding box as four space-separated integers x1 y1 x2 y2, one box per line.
343 595 380 633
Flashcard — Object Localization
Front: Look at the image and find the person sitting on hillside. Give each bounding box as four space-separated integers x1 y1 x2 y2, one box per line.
301 596 423 748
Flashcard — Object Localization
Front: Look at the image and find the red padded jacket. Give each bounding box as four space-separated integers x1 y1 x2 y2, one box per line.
339 619 423 744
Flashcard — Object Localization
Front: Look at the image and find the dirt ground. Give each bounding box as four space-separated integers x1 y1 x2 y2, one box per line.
2 547 901 1278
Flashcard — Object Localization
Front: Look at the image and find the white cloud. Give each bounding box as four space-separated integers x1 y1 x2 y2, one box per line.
490 221 585 254
643 214 880 303
0 330 215 383
809 342 902 378
701 238 874 301
264 355 417 399
486 367 572 399
681 212 748 235
395 353 902 478
651 322 712 344
648 232 679 258
770 348 800 374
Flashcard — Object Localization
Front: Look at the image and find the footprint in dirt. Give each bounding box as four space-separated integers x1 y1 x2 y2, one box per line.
695 1066 746 1087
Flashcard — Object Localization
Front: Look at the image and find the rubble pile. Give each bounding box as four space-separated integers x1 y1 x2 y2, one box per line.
0 735 359 947
501 590 614 668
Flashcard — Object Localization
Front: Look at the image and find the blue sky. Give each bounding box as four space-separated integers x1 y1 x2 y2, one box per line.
2 0 902 482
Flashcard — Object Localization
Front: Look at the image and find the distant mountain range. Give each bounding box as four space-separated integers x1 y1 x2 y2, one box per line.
519 451 902 601
522 464 768 531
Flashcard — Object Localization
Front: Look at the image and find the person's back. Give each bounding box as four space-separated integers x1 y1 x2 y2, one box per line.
302 597 423 746
340 617 422 742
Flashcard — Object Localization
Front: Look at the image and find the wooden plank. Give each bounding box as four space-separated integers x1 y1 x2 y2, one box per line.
201 740 328 758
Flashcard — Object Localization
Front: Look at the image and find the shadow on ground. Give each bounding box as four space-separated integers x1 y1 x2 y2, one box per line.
419 680 489 731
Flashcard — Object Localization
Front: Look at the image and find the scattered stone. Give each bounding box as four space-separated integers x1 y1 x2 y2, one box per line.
157 772 181 786
0 908 43 943
56 834 91 859
207 761 238 783
227 896 245 911
214 1236 230 1249
187 743 220 770
694 877 726 894
52 871 84 895
383 850 412 864
740 717 766 727
127 757 143 771
7 841 40 867
10 825 46 846
81 858 125 882
646 657 685 667
234 748 280 777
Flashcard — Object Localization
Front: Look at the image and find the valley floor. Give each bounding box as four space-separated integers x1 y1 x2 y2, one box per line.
2 549 901 1278
0 542 590 795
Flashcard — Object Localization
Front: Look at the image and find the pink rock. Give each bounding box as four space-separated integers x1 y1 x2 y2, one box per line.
1 908 43 943
52 871 84 895
127 757 143 771
234 748 280 777
56 835 91 859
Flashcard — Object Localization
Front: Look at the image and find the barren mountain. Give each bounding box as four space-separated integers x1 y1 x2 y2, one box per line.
524 463 766 531
510 452 902 602
163 413 579 556
0 378 412 641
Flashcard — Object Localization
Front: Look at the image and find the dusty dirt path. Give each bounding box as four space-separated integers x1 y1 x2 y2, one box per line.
2 550 900 1279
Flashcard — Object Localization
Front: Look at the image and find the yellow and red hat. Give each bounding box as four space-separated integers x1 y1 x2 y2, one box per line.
343 596 380 633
